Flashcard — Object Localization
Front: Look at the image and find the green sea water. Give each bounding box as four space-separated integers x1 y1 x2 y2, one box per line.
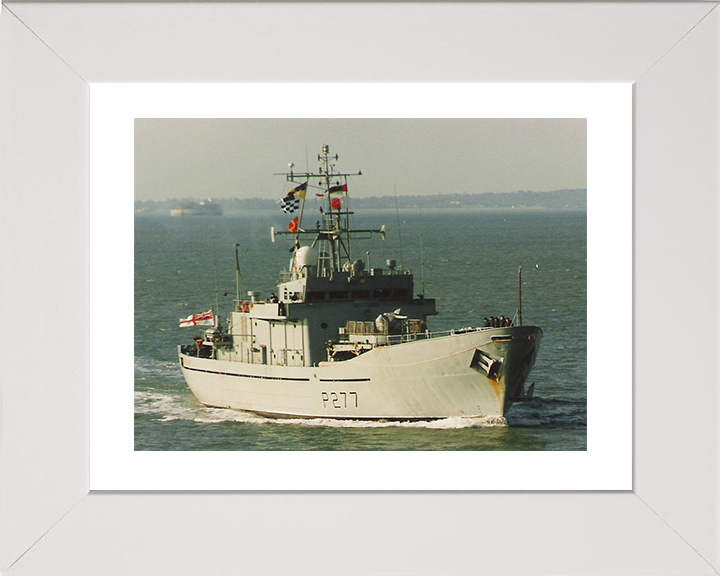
135 208 586 451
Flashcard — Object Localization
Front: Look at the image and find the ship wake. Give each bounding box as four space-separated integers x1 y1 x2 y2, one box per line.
135 391 507 429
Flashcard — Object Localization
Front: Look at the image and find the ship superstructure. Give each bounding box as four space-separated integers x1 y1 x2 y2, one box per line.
179 146 542 420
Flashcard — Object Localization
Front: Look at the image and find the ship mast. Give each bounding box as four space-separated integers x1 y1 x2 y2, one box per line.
320 144 355 274
273 145 385 277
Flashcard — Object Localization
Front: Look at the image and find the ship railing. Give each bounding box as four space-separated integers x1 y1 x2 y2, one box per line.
399 326 485 344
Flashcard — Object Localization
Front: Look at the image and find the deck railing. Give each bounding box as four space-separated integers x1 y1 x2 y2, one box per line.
343 326 487 346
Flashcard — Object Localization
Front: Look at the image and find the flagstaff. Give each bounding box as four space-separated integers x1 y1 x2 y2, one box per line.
518 266 523 326
234 243 242 311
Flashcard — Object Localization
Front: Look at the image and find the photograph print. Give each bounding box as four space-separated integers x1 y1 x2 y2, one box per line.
134 118 587 451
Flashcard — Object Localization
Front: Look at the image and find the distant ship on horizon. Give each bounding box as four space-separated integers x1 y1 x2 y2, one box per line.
170 198 223 217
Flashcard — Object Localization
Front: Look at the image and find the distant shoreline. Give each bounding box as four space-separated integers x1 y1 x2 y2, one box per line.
136 189 587 216
136 206 588 217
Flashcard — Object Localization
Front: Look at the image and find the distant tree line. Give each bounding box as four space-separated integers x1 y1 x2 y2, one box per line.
135 189 587 216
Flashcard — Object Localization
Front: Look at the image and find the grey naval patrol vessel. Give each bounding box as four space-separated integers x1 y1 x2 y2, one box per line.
179 145 542 421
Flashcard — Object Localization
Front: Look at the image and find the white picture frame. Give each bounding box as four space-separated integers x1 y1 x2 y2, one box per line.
1 2 718 574
91 84 628 491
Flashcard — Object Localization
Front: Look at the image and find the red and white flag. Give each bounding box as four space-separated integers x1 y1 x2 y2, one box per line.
179 309 214 327
328 183 348 194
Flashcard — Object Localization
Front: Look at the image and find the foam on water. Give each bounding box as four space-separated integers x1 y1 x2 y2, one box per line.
134 357 184 384
135 391 507 429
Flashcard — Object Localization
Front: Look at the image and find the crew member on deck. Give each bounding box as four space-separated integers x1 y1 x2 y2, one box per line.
194 336 204 357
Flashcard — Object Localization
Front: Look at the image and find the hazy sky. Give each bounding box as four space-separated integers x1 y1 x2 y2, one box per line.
134 118 586 201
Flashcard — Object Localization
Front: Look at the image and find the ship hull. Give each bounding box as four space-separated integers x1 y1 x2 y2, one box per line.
179 325 542 420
